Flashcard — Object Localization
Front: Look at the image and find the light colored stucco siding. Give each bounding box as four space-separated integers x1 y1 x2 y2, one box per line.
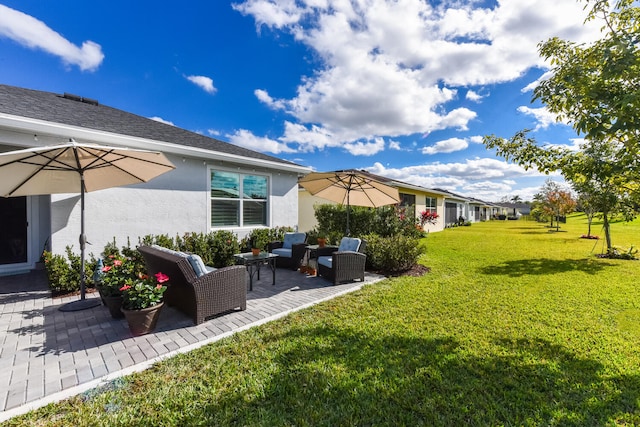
298 190 328 232
269 172 300 231
50 154 301 255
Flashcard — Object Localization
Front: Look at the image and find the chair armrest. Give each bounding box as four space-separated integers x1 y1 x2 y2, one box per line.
268 241 284 252
332 251 367 283
333 250 366 261
191 265 247 297
291 243 308 261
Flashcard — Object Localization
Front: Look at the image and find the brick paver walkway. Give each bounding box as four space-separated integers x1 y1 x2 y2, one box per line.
0 268 384 422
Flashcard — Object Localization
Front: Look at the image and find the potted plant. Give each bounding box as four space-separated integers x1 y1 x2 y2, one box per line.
119 272 169 336
96 254 138 319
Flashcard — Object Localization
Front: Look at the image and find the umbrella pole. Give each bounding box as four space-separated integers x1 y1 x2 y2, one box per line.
346 190 351 236
59 173 101 312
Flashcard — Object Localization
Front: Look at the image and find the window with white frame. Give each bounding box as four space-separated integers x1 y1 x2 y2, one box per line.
425 196 437 214
210 170 268 227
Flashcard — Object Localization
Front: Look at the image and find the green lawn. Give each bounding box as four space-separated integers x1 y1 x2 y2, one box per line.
7 215 640 426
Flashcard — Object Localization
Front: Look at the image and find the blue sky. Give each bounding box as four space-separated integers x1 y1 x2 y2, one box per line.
0 0 602 201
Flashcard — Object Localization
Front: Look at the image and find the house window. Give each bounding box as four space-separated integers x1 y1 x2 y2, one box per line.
399 193 416 218
210 170 268 227
425 196 437 214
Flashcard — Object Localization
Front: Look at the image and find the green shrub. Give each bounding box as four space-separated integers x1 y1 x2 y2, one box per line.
42 246 98 294
314 204 424 240
206 231 239 267
177 232 210 261
42 250 74 294
363 233 425 274
240 226 294 251
151 234 176 250
137 231 241 268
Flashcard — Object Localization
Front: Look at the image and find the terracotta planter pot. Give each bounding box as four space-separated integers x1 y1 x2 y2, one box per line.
121 302 164 336
103 294 124 319
317 238 326 247
251 248 260 256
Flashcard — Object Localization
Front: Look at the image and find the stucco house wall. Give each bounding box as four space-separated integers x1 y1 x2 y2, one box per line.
0 85 309 275
47 155 302 256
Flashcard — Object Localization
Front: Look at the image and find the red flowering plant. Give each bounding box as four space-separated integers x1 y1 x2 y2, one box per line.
96 254 139 297
419 210 439 227
119 272 169 310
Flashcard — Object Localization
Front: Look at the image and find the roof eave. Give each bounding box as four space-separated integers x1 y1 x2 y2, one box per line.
0 113 311 174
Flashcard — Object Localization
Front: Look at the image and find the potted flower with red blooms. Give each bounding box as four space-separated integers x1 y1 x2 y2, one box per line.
119 272 169 336
96 254 137 318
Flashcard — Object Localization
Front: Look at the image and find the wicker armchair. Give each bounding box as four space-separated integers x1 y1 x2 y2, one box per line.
317 237 367 285
268 232 308 270
138 245 247 325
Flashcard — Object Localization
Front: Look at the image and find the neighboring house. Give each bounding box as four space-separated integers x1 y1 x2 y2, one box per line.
433 189 469 226
0 85 310 275
468 198 499 222
298 170 450 234
495 202 532 219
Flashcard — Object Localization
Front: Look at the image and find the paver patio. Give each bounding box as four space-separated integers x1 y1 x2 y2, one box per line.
0 267 384 422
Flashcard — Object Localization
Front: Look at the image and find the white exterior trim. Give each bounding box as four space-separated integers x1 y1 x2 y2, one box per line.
0 113 310 174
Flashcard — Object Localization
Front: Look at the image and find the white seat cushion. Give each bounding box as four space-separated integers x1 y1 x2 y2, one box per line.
151 244 188 258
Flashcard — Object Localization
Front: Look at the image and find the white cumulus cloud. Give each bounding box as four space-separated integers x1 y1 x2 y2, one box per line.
227 129 296 154
149 117 175 126
233 0 600 154
422 137 469 155
344 137 386 156
466 90 484 102
366 157 546 201
0 4 104 71
186 75 217 94
517 106 562 130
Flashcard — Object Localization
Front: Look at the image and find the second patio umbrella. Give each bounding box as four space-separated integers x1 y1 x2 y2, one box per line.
0 140 176 311
298 170 400 235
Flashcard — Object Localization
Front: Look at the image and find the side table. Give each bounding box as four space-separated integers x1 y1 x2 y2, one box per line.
234 252 279 291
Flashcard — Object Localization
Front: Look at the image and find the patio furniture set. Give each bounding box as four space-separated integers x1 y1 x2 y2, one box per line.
265 232 367 285
136 233 367 326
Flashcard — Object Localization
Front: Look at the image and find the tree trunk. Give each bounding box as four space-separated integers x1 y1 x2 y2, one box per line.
603 212 613 253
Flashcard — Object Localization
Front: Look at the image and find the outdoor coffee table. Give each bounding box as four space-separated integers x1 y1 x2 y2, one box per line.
234 252 279 291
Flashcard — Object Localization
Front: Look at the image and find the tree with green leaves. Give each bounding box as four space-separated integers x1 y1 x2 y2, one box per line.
484 0 640 256
536 0 640 153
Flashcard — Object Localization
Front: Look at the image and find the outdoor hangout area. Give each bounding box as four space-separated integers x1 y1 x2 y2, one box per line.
0 263 385 421
3 215 640 425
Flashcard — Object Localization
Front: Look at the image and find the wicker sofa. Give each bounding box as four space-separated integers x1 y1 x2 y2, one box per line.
317 237 367 285
138 245 247 325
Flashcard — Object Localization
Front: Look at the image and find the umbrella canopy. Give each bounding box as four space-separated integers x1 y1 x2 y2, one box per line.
298 170 400 235
0 140 176 311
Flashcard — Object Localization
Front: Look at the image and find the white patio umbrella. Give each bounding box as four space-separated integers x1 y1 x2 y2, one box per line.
298 170 400 236
0 140 175 311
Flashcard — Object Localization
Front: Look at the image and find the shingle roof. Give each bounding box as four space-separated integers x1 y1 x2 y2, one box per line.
0 84 300 167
